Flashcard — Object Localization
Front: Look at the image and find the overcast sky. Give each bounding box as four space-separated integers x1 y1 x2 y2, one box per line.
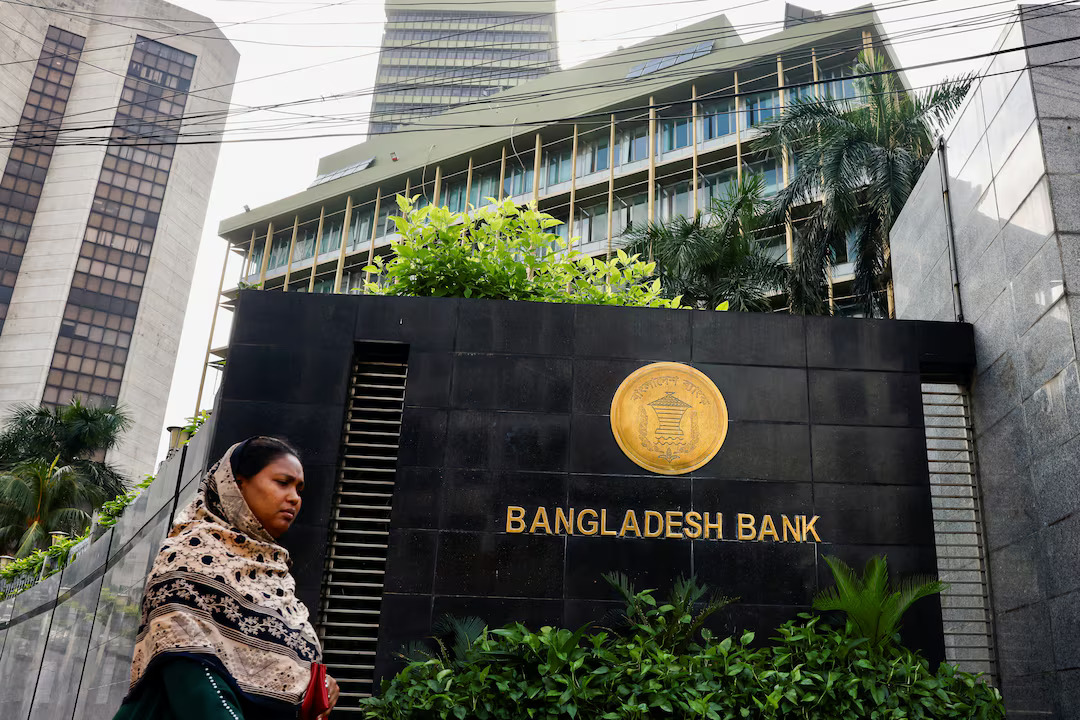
154 0 1031 463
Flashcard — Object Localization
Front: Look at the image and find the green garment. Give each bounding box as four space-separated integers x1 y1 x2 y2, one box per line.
112 656 298 720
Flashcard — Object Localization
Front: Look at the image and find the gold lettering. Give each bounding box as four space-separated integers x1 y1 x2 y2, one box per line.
529 507 552 534
703 512 723 540
664 511 683 539
782 515 801 542
757 515 779 542
600 509 617 536
577 508 599 535
506 506 526 533
619 510 641 538
737 513 757 540
684 511 702 539
555 507 574 535
800 515 822 543
644 511 664 538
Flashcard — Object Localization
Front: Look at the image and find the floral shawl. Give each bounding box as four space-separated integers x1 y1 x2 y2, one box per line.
127 442 322 706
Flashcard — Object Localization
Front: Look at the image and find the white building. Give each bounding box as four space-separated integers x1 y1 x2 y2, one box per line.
0 0 239 476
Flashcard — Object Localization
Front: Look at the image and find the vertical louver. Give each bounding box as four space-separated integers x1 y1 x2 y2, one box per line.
922 382 996 679
317 344 408 708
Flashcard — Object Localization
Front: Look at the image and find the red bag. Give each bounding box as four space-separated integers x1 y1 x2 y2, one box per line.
301 662 332 719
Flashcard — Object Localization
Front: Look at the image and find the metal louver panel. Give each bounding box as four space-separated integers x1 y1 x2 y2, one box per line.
922 382 996 679
317 345 408 709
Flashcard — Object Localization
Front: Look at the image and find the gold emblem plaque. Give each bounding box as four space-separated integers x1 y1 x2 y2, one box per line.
610 362 729 475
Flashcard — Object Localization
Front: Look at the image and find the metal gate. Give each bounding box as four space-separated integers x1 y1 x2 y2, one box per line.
922 382 996 679
317 344 408 709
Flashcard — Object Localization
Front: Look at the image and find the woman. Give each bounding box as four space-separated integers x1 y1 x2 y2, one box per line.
113 437 340 719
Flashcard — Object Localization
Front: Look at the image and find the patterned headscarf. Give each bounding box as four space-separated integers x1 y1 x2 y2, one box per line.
127 441 322 706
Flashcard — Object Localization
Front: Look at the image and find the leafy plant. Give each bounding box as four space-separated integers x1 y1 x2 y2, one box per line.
0 473 154 599
0 456 104 557
0 398 132 498
181 410 212 445
753 50 973 316
363 575 1001 720
95 473 155 529
813 554 946 648
362 196 685 309
622 174 790 312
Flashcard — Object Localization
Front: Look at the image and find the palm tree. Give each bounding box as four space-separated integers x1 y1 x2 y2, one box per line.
753 51 972 316
0 457 104 557
813 554 946 648
622 174 789 311
0 399 131 498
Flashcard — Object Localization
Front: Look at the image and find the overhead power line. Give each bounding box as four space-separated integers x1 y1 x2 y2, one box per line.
3 25 1074 150
1 0 1066 144
0 0 1036 139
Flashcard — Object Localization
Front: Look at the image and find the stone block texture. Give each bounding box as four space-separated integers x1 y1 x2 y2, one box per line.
891 6 1080 717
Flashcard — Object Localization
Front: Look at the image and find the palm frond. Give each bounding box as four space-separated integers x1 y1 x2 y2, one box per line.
815 554 945 648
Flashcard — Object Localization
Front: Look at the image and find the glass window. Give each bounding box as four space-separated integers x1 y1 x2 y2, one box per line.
658 116 691 153
701 99 735 140
745 91 780 127
743 159 782 196
443 180 466 212
294 223 317 261
574 205 607 245
626 125 649 163
268 231 291 269
544 148 572 187
614 193 648 235
469 171 499 207
350 208 373 248
503 164 534 197
701 168 737 209
820 68 857 101
656 182 690 221
320 217 342 255
248 245 263 275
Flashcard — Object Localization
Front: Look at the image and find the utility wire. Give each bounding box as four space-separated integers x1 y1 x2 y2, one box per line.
2 1 1063 145
0 0 1035 138
5 27 1072 150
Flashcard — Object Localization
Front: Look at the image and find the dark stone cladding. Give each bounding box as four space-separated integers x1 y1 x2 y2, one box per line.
209 291 975 686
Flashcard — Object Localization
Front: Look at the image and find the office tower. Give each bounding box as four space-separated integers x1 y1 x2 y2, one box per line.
0 0 239 475
370 0 558 134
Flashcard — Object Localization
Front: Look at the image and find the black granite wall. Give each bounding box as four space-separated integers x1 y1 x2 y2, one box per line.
208 291 975 686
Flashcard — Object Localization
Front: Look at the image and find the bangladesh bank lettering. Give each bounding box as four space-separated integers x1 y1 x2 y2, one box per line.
505 506 822 542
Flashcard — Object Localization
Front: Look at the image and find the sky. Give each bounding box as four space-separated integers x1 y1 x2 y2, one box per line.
154 0 1032 463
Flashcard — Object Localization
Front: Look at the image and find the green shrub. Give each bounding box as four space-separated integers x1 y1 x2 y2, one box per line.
0 473 154 598
362 576 1003 720
362 197 684 309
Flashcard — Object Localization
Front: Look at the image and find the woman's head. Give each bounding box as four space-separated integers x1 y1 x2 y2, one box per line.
230 437 304 539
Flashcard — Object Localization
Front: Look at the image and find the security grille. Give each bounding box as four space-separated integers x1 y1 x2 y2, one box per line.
922 382 996 679
317 345 408 708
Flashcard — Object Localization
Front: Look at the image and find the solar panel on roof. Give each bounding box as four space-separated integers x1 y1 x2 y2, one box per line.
308 157 376 188
623 39 715 80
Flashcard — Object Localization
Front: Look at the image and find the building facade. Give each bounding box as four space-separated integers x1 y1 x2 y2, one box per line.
219 5 888 315
0 0 239 476
369 0 558 135
891 5 1080 718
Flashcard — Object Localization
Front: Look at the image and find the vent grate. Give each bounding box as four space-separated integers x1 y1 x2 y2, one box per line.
316 345 408 709
922 382 996 680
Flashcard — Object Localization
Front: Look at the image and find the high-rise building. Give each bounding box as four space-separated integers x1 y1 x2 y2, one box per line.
369 0 558 134
0 1 239 476
219 4 891 315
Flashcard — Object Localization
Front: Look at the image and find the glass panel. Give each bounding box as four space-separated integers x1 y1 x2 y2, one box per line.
319 217 342 255
745 91 780 127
